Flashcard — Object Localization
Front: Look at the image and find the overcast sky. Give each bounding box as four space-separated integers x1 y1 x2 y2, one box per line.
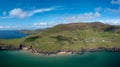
0 0 120 30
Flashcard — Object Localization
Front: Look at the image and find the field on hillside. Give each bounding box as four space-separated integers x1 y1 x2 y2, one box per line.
0 22 120 52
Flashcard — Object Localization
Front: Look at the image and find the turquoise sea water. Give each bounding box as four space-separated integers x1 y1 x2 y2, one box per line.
0 30 120 67
0 51 120 67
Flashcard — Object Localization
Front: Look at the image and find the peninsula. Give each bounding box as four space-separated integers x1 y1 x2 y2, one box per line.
0 22 120 55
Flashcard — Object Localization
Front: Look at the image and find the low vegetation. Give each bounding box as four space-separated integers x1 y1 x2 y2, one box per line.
0 22 120 52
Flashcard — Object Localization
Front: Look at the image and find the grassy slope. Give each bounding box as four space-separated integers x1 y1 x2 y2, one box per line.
0 22 120 52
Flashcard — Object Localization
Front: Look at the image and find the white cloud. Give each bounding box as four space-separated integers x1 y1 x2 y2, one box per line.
101 19 120 25
111 0 120 5
33 22 58 28
9 7 56 18
61 11 101 23
30 7 55 16
9 8 28 18
106 7 120 13
1 7 57 19
77 11 101 19
0 26 18 29
64 12 101 22
33 22 48 26
95 7 102 12
94 12 101 17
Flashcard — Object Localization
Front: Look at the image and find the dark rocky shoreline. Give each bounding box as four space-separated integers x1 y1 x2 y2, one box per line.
0 45 120 56
0 45 20 50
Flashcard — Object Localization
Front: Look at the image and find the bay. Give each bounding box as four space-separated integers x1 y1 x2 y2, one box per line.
0 30 27 39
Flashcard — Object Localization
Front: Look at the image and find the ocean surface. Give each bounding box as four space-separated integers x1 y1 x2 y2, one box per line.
0 30 27 39
0 30 120 67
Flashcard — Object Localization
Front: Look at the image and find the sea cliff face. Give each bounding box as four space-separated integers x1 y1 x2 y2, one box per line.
0 45 120 56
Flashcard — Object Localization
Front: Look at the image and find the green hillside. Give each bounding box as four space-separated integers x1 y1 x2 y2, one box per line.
0 22 120 52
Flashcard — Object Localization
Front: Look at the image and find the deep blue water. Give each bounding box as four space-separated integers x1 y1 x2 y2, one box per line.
0 30 27 39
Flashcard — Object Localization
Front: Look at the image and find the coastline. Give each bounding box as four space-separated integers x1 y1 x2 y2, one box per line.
0 22 120 56
0 45 120 56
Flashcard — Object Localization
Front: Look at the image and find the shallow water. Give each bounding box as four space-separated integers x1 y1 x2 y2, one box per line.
0 51 120 67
